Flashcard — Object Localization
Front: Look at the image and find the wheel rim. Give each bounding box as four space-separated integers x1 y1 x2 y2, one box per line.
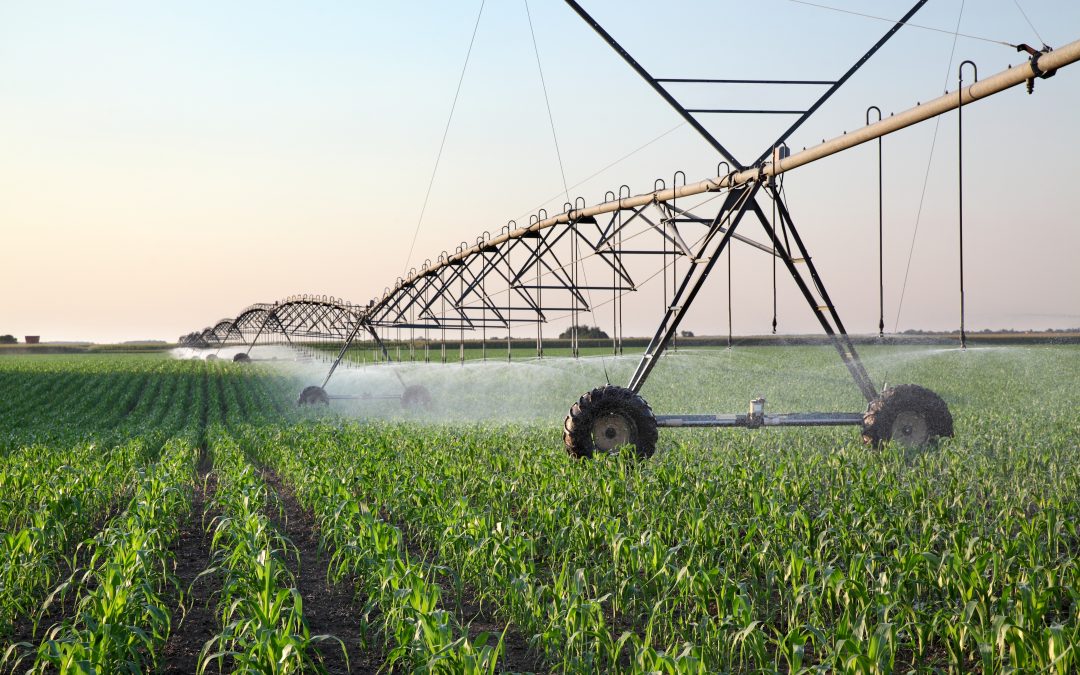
890 410 930 447
591 413 635 452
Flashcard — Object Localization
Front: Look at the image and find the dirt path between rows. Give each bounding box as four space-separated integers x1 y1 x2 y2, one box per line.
161 454 220 674
445 578 540 673
261 470 377 674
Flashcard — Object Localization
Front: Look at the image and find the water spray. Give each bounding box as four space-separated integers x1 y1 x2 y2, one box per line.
179 7 1080 457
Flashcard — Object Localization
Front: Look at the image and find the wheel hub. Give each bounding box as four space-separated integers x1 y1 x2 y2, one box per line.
591 413 634 452
297 385 330 406
891 410 929 447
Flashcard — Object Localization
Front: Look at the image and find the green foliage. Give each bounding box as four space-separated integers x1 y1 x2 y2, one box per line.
0 440 150 638
32 440 196 673
240 425 504 674
198 431 337 674
558 325 609 340
234 345 1080 672
0 347 1077 673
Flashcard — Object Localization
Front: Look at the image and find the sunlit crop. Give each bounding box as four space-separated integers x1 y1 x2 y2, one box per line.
1 347 1077 672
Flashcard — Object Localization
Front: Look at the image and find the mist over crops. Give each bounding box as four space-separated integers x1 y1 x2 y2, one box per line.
176 342 1072 427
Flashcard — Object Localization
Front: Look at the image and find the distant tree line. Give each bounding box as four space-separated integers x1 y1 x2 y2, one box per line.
0 335 16 344
558 325 609 339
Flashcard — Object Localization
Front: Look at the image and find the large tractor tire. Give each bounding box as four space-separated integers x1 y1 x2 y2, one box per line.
564 385 658 459
400 384 433 410
297 385 330 406
233 353 251 363
862 384 953 448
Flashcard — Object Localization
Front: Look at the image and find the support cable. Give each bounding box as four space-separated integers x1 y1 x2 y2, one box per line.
526 0 608 360
785 0 1013 48
401 0 486 276
513 122 685 224
526 0 580 356
1012 0 1047 48
893 0 966 332
524 0 569 201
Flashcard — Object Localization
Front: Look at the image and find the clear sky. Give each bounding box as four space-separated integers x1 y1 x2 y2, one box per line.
2 1 1078 343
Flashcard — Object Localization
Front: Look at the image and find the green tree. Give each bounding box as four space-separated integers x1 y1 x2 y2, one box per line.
558 325 609 340
0 335 16 344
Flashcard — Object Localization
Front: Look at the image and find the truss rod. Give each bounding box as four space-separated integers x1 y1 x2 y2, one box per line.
372 40 1079 314
561 0 743 169
755 0 929 166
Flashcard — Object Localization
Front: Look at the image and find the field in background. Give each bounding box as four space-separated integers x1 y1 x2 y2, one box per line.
0 347 1077 673
247 330 1080 368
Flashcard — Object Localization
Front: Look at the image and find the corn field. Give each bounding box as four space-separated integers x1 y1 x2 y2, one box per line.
0 348 1077 673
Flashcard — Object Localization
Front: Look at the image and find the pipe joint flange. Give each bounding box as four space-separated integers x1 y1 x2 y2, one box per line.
754 163 768 185
1032 49 1058 80
1020 44 1057 94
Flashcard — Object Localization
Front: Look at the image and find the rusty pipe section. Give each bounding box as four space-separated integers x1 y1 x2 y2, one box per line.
376 39 1080 310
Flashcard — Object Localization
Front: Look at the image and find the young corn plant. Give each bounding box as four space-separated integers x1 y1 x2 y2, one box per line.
30 439 195 673
240 428 504 674
198 432 338 674
0 440 149 640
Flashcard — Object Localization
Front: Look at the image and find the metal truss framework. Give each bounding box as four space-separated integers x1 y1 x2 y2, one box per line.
179 3 1080 429
179 297 362 349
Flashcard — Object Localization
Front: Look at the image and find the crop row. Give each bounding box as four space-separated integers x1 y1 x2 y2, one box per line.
0 356 297 453
0 440 153 638
244 426 504 673
0 355 298 667
237 420 1080 673
26 439 196 672
198 431 326 673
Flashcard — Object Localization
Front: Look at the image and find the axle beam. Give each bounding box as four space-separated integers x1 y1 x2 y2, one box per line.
656 412 865 428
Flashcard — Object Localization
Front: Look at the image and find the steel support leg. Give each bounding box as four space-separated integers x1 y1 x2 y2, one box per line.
366 325 393 364
628 186 757 392
245 313 277 355
755 188 878 402
321 319 368 389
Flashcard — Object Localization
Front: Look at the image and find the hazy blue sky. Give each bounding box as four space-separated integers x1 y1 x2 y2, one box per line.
2 1 1078 342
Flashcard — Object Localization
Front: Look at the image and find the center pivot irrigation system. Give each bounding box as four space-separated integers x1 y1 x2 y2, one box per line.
182 1 1080 457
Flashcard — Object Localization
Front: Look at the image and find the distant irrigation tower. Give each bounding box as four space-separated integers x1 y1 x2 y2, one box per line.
183 2 1080 457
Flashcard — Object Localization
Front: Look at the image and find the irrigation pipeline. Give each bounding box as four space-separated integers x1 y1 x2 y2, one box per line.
369 38 1080 316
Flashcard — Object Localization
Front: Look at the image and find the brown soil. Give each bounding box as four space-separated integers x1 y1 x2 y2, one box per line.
261 470 377 674
161 456 220 674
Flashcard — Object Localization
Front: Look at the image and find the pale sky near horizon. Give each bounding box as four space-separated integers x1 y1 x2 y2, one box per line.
2 0 1079 343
